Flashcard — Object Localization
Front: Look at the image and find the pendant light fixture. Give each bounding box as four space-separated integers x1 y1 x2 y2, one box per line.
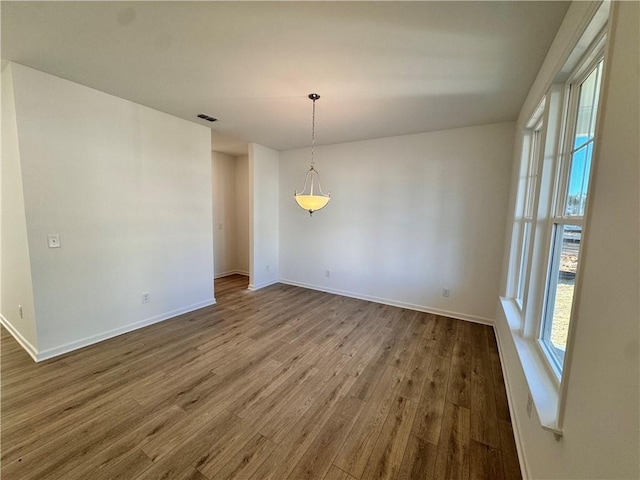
294 93 330 216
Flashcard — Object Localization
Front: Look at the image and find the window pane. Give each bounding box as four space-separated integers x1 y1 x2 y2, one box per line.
516 221 531 305
564 60 602 217
573 62 602 149
524 131 540 219
543 224 581 367
565 141 594 216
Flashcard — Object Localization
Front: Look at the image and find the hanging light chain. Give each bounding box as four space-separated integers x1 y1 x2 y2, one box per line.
310 95 316 169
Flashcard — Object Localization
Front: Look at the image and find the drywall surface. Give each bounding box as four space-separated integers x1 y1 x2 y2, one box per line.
279 122 514 322
212 152 249 277
212 151 237 277
10 63 214 357
235 155 249 274
0 63 38 353
495 2 640 478
249 143 279 290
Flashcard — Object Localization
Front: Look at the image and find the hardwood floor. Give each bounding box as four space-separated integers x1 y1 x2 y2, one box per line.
1 275 521 479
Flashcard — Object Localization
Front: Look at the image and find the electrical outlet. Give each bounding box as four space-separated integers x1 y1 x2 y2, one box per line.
442 288 450 297
326 269 331 278
527 393 533 418
142 292 150 303
266 265 270 272
47 234 61 248
18 305 23 319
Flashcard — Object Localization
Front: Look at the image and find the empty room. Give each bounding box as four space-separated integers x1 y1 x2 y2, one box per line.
1 1 638 479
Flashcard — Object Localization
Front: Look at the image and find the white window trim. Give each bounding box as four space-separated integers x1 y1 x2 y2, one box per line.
517 117 544 312
539 48 605 381
501 4 610 436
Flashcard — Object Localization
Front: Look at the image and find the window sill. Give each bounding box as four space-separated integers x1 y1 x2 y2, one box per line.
500 297 563 436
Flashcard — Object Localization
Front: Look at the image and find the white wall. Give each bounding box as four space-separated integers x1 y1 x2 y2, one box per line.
1 63 38 355
211 152 249 278
495 2 640 478
235 155 250 274
249 143 279 290
212 151 237 277
5 63 214 359
279 123 515 322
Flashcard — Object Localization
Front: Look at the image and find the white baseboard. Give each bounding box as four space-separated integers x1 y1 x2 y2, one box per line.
214 270 249 279
0 314 39 362
277 278 494 326
492 322 530 479
247 279 278 291
5 298 216 362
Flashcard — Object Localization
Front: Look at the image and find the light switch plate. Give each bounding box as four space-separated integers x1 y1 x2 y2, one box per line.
47 234 61 248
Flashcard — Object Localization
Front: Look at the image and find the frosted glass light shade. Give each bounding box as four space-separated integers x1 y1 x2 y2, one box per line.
294 166 330 216
295 194 330 213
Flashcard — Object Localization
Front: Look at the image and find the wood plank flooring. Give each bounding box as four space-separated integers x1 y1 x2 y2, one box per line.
1 275 521 479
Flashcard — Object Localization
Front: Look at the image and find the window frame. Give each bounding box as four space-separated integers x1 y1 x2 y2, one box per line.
501 13 609 435
511 109 545 314
538 53 605 378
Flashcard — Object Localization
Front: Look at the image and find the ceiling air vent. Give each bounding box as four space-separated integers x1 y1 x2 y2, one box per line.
197 113 217 122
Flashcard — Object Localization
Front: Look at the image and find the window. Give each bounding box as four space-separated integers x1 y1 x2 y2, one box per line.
540 60 604 372
507 52 605 375
501 3 609 434
513 116 543 309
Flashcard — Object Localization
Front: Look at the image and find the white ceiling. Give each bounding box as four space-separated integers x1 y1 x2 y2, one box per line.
1 1 569 155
